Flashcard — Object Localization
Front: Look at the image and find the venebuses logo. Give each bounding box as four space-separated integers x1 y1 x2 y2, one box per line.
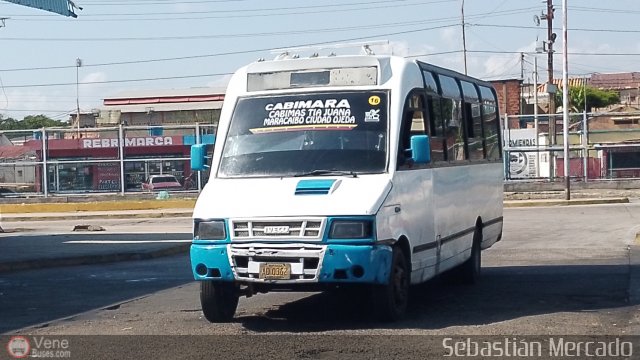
6 336 30 359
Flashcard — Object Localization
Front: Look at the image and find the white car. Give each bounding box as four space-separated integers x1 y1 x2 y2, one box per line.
141 175 182 192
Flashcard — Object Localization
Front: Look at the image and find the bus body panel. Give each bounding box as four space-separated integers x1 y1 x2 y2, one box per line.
379 168 437 285
433 162 504 273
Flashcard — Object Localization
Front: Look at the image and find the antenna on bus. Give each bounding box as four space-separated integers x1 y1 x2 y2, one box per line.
270 40 390 59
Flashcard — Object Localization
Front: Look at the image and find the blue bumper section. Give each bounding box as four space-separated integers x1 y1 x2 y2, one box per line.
318 244 392 284
190 244 235 281
190 243 393 285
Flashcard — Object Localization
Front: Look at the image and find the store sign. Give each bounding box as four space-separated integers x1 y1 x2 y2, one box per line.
82 137 174 149
503 129 539 179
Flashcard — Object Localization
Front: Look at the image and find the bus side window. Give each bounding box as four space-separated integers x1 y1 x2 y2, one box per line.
442 98 466 161
427 96 446 162
464 102 485 160
480 86 501 160
398 92 428 169
461 81 485 161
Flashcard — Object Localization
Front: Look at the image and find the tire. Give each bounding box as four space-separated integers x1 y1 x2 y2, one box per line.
372 247 410 322
200 281 239 323
457 227 482 284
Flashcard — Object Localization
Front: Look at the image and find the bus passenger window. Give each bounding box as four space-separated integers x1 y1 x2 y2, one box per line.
398 93 428 169
465 102 485 161
480 86 501 160
427 96 446 162
442 98 466 161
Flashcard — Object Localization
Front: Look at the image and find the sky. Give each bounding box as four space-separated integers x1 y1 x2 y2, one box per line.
0 0 639 121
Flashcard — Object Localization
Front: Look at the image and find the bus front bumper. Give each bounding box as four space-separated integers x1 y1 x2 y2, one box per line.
190 243 392 285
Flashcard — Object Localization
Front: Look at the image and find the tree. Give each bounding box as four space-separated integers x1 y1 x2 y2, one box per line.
0 114 20 130
555 86 620 113
22 115 68 129
0 114 69 130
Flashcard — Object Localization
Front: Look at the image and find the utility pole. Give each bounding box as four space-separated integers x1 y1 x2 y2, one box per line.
541 0 557 181
545 0 556 145
461 0 468 74
562 0 570 200
520 52 525 115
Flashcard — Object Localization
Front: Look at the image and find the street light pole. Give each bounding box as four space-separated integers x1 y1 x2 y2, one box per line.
562 0 570 200
75 58 82 136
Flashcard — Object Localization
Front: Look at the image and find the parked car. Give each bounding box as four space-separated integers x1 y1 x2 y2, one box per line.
141 175 182 192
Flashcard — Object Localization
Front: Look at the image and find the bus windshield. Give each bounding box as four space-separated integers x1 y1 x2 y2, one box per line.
218 91 388 178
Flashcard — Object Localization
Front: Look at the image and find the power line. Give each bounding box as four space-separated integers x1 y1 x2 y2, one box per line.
0 24 459 72
8 4 537 22
78 0 251 4
0 72 234 89
3 0 455 17
0 21 459 42
470 23 640 34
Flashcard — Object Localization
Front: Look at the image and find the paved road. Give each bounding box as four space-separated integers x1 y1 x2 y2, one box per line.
2 203 640 358
0 255 192 334
0 218 192 273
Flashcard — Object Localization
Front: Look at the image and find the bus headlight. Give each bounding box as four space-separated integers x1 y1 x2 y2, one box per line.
194 220 226 240
329 220 373 239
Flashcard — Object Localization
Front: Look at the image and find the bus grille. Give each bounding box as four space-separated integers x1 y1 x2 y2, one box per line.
229 243 326 282
231 218 324 240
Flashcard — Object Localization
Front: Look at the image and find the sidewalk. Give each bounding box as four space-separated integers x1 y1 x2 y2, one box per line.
0 190 634 222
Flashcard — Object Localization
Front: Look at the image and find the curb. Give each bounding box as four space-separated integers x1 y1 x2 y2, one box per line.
0 244 190 274
503 197 629 208
0 199 196 214
1 210 193 222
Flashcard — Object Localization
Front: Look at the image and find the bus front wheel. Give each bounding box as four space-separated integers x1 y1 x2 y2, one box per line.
457 227 482 284
200 281 239 323
372 247 409 322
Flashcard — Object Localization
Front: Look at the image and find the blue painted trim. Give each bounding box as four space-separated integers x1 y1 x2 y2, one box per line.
295 179 335 195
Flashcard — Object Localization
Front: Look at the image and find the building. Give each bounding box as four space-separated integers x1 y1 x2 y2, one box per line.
590 72 640 106
41 88 226 193
489 79 522 129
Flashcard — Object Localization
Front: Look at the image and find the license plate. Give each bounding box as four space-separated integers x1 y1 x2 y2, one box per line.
259 263 291 280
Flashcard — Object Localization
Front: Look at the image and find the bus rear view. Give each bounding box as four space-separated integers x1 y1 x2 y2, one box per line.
190 48 503 322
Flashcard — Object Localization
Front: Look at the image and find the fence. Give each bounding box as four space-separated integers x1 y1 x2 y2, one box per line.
503 111 640 182
2 113 639 197
0 124 215 197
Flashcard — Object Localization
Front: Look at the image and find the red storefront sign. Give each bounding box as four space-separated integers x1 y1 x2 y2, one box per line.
24 136 186 158
82 136 178 149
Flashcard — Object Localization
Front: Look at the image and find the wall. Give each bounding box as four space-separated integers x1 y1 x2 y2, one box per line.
490 79 522 129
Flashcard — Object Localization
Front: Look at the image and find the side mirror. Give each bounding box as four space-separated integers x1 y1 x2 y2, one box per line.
410 135 431 164
190 144 208 171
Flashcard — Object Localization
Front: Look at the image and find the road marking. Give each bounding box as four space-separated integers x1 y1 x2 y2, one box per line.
64 240 191 244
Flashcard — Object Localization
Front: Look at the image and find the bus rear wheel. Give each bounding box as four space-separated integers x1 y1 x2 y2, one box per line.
200 281 239 323
372 247 409 322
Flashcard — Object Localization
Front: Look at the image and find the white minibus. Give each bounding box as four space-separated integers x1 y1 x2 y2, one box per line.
190 49 503 322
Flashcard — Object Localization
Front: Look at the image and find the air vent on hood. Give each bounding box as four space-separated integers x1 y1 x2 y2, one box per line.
295 179 336 195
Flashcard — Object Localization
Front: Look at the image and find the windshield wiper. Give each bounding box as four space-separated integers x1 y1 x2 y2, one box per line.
294 169 358 178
